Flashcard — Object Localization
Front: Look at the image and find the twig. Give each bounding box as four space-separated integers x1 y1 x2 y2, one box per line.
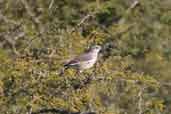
77 14 94 27
138 87 145 114
49 0 54 9
0 11 19 25
21 0 47 51
130 0 140 9
119 0 140 24
158 81 171 87
96 0 100 9
0 33 21 56
71 13 95 33
21 0 40 24
13 31 25 40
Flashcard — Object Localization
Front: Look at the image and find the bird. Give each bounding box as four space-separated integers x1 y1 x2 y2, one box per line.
60 45 101 75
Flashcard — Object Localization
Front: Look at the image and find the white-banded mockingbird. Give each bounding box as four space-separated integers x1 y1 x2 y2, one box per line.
60 45 101 75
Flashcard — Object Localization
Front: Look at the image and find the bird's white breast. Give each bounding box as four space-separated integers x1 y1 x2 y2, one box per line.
79 56 97 69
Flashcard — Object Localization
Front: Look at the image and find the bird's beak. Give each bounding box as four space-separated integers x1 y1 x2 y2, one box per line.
99 46 105 53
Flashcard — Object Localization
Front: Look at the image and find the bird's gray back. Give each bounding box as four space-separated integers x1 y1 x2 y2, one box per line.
76 51 95 61
64 51 95 66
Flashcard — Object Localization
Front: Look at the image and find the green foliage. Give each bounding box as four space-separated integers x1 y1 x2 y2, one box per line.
0 0 171 114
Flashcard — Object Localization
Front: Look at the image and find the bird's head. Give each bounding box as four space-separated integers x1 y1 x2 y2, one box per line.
91 45 101 53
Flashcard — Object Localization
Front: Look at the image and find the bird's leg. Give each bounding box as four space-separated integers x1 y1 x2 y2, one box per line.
58 66 68 76
76 70 82 76
58 68 65 76
76 70 84 83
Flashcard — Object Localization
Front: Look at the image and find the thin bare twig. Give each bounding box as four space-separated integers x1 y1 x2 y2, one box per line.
0 11 19 25
77 14 94 27
96 0 100 9
71 13 95 33
130 0 140 9
21 0 40 24
138 86 145 114
21 0 46 52
49 0 54 9
0 32 23 56
119 0 140 24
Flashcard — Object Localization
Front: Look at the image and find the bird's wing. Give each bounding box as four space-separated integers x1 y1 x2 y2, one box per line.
65 59 80 66
64 52 93 66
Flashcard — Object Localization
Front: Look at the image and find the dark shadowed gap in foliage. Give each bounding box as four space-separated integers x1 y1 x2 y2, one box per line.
101 38 118 60
96 7 121 27
31 108 96 114
71 76 93 90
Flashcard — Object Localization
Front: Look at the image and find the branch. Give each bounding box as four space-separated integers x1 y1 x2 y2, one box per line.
96 0 100 9
31 108 96 114
0 11 20 25
138 87 144 114
77 14 94 27
71 13 95 33
0 24 25 56
130 0 140 10
20 0 46 51
0 33 20 56
119 0 140 24
49 0 54 9
21 0 45 34
21 0 40 24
